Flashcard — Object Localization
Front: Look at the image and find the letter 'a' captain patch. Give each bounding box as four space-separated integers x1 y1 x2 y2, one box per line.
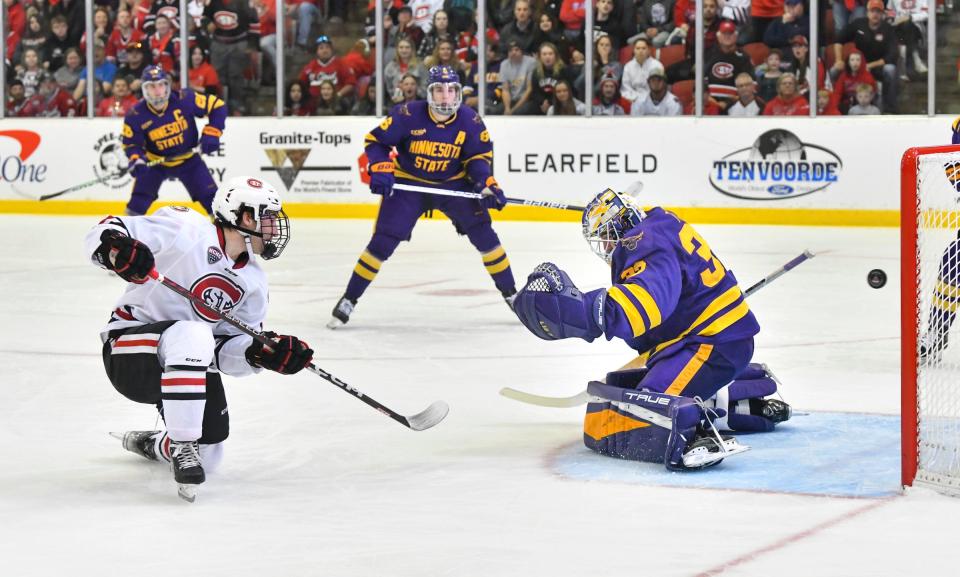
207 246 223 264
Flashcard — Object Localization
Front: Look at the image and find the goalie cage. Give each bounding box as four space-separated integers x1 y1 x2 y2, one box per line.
902 145 960 496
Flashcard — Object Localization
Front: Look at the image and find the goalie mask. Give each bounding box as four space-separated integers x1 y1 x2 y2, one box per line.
582 188 646 263
427 65 462 116
141 65 171 110
212 176 290 260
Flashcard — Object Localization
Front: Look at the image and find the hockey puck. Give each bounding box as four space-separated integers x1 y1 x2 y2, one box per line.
867 269 887 289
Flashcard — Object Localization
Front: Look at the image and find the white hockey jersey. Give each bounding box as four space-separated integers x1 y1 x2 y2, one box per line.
84 206 267 377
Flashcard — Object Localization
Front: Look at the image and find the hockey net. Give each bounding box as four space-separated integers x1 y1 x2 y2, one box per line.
902 145 960 495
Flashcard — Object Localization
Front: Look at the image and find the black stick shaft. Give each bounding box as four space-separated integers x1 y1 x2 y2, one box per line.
744 250 815 297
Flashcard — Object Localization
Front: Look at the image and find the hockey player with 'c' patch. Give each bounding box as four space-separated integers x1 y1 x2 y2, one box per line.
86 177 312 502
513 189 791 470
327 65 518 328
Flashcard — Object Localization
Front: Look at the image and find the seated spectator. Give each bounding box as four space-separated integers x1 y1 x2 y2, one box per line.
384 38 428 103
705 19 752 113
847 82 881 114
418 9 455 59
727 72 765 116
387 4 425 58
315 79 351 115
621 37 662 104
832 0 899 112
500 40 536 115
351 78 378 115
817 88 842 115
5 0 26 59
147 14 180 75
43 15 71 72
74 42 117 102
5 79 29 116
96 76 137 117
764 0 808 49
425 38 468 80
666 0 720 83
299 35 358 101
892 0 928 76
19 15 48 62
783 35 821 95
80 7 112 53
105 9 144 66
763 72 810 115
20 72 76 117
188 46 222 95
394 73 422 104
833 49 876 112
522 41 572 115
116 41 150 96
532 12 565 56
499 0 536 55
631 67 682 115
576 33 622 96
53 47 84 94
15 48 44 98
594 0 625 50
444 0 477 34
559 0 587 41
592 74 627 115
755 49 783 103
547 79 585 115
284 79 315 116
464 42 504 114
637 0 677 48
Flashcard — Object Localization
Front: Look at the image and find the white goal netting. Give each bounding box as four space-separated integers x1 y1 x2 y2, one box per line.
913 152 960 495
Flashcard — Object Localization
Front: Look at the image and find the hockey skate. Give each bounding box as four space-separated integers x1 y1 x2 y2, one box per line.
503 288 518 311
680 431 750 470
758 398 792 424
920 332 948 364
169 440 204 503
109 430 163 461
327 296 356 329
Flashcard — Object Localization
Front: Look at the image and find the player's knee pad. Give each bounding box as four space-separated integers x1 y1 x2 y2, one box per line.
159 321 215 368
708 363 790 432
583 381 702 469
367 232 403 261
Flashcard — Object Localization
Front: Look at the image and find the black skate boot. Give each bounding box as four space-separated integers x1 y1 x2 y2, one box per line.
757 398 792 424
169 440 204 502
111 430 163 461
680 428 749 470
920 332 948 364
327 296 356 329
502 288 518 311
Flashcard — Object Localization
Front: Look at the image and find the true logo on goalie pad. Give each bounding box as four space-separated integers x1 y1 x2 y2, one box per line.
189 274 244 322
624 391 672 406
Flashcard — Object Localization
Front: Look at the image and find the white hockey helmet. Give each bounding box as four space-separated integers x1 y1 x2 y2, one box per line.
212 176 290 260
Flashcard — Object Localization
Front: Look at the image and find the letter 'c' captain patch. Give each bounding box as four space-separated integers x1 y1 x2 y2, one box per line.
207 246 224 264
189 273 244 322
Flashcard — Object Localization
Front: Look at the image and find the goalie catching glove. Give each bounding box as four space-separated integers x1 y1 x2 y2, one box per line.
95 229 155 284
513 262 604 342
245 332 314 374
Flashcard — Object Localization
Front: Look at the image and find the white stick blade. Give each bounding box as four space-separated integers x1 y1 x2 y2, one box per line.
499 387 590 408
406 400 450 431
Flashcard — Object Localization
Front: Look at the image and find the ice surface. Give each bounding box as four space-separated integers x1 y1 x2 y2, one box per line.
1 215 958 577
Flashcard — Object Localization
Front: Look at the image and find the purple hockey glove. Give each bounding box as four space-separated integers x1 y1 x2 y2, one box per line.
476 178 507 211
369 162 395 196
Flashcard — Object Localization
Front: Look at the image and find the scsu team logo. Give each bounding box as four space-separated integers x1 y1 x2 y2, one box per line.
189 273 244 322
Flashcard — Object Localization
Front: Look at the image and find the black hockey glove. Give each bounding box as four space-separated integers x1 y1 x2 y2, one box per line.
96 230 155 284
245 332 314 375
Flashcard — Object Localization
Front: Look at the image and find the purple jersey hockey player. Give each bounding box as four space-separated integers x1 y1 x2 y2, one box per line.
513 189 791 470
121 65 226 216
327 65 517 328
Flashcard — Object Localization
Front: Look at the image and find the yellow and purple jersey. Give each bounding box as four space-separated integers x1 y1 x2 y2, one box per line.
122 89 226 168
364 101 493 189
600 207 759 360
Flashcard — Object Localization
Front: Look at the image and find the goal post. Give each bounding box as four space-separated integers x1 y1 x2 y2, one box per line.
901 144 960 495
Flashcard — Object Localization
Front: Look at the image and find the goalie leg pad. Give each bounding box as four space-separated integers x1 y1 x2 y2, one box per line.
513 263 604 342
604 367 648 389
583 382 701 469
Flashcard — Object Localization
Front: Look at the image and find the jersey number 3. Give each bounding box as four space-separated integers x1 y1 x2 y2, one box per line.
679 224 726 287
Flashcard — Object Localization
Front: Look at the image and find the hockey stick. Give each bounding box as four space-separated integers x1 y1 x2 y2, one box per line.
12 153 188 201
147 269 450 431
392 181 647 212
499 250 817 408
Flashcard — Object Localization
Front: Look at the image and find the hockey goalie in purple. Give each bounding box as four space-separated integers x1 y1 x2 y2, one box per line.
513 189 791 470
327 65 517 328
121 65 226 216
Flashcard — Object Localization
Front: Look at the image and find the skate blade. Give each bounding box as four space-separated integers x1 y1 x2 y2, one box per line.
108 432 123 441
326 317 345 330
177 484 198 503
683 441 751 469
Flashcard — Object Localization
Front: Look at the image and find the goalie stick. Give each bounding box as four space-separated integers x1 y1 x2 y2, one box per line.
148 269 449 431
499 250 817 408
391 181 645 212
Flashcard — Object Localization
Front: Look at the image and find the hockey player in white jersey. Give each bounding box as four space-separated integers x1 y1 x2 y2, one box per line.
85 176 313 502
